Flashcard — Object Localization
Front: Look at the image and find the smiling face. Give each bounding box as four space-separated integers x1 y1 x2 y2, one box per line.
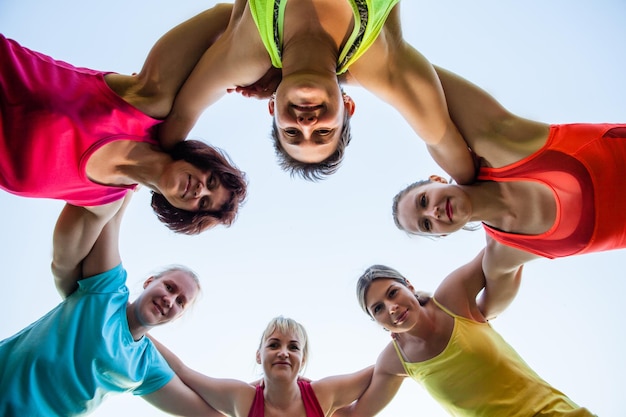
132 270 200 328
256 330 305 382
365 278 421 333
269 75 355 163
396 181 472 236
160 160 230 212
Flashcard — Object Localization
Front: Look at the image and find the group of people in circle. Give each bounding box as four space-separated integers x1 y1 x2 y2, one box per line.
1 1 621 416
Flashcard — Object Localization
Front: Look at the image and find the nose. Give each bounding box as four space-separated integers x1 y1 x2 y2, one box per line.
193 181 212 199
429 205 441 219
278 349 289 358
297 113 317 126
389 303 398 316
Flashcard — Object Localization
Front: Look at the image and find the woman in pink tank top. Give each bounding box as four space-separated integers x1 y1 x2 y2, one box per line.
150 316 373 417
1 4 247 240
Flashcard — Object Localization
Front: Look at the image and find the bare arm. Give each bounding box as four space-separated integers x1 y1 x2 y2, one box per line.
312 365 374 414
478 237 538 319
143 375 227 417
106 4 234 122
149 336 254 417
349 7 476 185
51 195 131 298
158 3 272 149
332 346 405 417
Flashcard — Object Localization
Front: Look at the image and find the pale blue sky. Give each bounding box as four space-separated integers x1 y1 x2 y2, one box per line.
1 1 625 416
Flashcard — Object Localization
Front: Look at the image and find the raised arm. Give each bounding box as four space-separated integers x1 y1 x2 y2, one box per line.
158 2 272 149
312 365 374 414
51 195 130 298
478 237 537 319
142 376 227 417
149 336 254 417
106 3 234 123
348 7 476 185
332 346 405 417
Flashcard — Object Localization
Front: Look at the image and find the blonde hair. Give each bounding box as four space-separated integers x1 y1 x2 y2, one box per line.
258 316 310 372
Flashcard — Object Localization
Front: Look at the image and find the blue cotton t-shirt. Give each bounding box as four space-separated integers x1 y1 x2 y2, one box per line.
0 264 174 417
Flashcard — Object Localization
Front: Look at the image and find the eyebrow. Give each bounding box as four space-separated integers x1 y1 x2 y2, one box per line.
413 194 424 233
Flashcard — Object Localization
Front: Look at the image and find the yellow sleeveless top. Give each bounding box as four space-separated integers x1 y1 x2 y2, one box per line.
393 298 595 416
248 0 399 74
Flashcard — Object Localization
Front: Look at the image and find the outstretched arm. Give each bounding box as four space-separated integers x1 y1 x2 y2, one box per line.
478 237 537 319
106 3 234 122
332 345 405 417
312 365 374 414
142 376 227 417
52 194 131 298
149 336 254 417
349 6 476 185
158 3 272 149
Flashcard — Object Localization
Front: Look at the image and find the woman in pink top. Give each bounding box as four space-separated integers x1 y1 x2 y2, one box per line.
150 316 373 417
0 4 247 239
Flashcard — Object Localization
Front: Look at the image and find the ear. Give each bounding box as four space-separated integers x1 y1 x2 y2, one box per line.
143 276 155 289
429 174 449 184
405 279 416 293
343 95 356 116
256 350 262 364
268 96 275 116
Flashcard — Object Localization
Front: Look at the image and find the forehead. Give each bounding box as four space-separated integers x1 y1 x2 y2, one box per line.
365 279 396 303
266 330 302 344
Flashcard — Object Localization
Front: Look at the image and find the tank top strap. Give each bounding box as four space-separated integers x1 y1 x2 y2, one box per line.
431 297 461 319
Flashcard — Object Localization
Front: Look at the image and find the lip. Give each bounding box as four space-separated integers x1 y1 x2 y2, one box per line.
182 175 191 198
153 301 164 316
273 361 291 367
292 104 323 112
445 199 453 222
394 310 408 325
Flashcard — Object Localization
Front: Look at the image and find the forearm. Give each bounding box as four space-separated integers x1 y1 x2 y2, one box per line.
52 201 123 297
478 266 523 320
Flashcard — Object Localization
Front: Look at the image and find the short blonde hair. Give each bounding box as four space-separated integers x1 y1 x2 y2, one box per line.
258 316 310 371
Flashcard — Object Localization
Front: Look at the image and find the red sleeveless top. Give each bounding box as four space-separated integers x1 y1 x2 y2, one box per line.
247 380 324 417
480 123 626 258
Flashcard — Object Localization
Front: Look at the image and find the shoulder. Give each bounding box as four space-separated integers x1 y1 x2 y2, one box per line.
78 263 126 293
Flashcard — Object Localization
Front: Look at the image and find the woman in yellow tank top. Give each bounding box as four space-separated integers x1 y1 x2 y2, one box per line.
333 251 595 417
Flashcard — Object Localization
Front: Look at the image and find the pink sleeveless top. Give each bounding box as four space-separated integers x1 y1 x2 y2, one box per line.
0 34 160 206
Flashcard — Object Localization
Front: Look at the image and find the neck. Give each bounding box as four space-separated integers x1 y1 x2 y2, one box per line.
126 302 152 341
463 182 510 226
281 34 338 77
115 142 171 193
263 377 301 410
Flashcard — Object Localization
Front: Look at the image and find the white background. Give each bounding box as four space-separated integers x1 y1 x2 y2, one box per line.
1 1 625 416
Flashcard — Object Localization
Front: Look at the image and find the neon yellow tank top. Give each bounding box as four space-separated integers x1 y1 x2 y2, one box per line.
248 0 399 74
392 298 595 417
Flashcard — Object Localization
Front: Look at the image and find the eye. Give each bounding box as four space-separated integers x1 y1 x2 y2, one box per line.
207 173 219 190
176 297 185 307
289 344 300 351
284 128 299 137
389 288 398 298
419 194 427 208
166 284 173 292
199 196 209 210
316 128 332 136
422 218 432 232
372 304 382 315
